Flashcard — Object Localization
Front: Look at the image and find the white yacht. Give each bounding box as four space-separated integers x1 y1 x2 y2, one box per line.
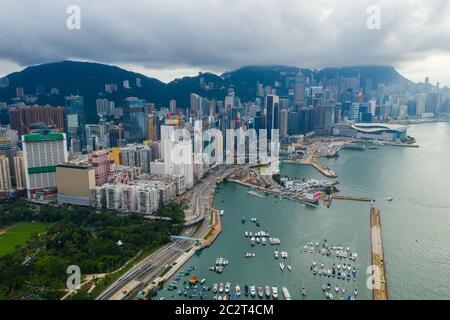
219 283 224 293
213 283 218 293
235 285 241 297
250 285 256 297
282 287 291 300
225 282 231 293
272 286 278 299
245 231 248 237
274 250 279 259
287 265 292 271
265 286 271 298
279 262 285 271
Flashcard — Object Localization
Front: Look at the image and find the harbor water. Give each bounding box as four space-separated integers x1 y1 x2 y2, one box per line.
157 122 450 300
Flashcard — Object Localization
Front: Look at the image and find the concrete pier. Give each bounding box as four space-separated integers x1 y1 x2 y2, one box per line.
333 195 375 202
370 207 388 300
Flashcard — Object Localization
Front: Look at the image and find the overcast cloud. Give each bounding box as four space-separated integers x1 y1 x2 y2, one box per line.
1 0 450 84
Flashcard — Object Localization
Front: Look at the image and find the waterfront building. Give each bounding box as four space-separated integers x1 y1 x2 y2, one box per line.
350 123 408 142
22 132 68 201
56 162 96 206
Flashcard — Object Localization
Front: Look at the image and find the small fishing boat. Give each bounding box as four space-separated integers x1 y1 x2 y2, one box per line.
322 284 327 291
279 262 285 271
244 285 249 296
354 288 358 296
225 282 231 293
219 283 224 293
300 287 307 296
387 197 393 202
287 265 292 271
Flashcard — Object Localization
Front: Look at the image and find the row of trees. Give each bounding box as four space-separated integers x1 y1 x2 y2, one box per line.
0 199 185 300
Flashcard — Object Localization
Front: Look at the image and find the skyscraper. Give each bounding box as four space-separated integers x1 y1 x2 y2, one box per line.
22 132 68 200
123 97 147 142
65 95 86 151
265 94 280 138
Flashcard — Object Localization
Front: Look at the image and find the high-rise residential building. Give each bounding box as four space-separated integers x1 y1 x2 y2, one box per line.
160 125 194 189
16 87 25 98
96 99 115 117
120 144 153 174
9 105 65 136
56 162 96 206
22 132 68 200
89 149 114 186
146 114 157 141
13 152 26 190
0 155 12 192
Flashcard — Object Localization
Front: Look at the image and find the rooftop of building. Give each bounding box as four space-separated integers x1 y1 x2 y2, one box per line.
22 132 65 142
57 162 93 170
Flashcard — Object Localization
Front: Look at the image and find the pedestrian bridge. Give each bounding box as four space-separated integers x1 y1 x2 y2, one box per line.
170 235 203 244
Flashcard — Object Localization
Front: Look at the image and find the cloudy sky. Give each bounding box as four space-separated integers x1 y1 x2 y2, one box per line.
1 0 450 85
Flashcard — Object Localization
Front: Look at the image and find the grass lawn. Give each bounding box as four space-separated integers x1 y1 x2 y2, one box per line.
0 222 52 257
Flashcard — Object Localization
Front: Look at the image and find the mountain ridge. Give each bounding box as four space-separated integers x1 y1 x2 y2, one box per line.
0 60 415 122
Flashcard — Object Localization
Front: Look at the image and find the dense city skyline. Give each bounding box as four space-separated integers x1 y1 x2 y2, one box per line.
1 0 450 85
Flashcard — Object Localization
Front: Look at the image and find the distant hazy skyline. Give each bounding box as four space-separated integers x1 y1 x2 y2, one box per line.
1 0 450 85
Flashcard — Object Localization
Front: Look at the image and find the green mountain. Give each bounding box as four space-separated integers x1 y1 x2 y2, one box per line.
0 61 414 122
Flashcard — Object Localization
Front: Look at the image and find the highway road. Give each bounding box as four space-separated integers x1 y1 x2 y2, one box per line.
97 167 232 300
